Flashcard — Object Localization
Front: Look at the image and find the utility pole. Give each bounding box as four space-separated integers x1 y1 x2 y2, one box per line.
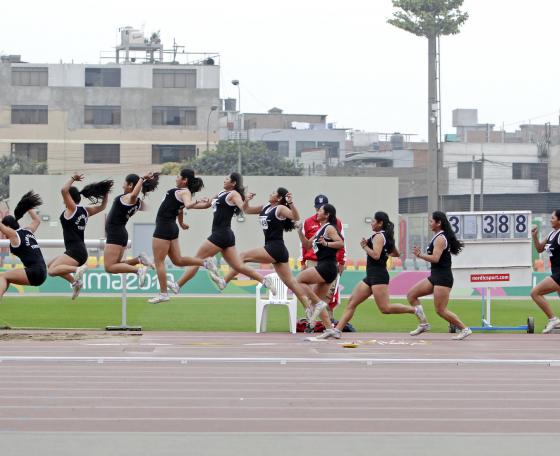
480 150 485 211
470 154 475 211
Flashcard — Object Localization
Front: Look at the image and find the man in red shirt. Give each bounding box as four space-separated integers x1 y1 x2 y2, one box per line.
300 194 346 319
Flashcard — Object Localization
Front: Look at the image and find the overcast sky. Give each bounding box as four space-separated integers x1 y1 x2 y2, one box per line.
2 0 558 140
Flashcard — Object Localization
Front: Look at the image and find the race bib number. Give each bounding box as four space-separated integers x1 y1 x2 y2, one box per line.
259 216 268 230
211 198 218 212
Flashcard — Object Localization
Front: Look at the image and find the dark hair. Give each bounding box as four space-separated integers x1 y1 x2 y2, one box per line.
126 173 160 197
180 168 204 194
229 172 245 200
374 211 395 253
229 172 245 215
2 190 43 229
554 209 560 219
321 203 338 226
69 179 114 204
277 187 295 232
432 210 464 255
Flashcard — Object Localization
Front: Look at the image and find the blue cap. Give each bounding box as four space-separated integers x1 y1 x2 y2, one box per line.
314 194 328 208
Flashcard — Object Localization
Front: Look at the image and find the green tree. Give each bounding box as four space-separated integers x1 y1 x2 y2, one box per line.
388 0 468 213
160 141 302 176
0 156 47 201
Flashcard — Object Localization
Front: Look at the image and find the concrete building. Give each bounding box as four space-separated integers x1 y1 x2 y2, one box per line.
219 107 347 168
0 31 220 174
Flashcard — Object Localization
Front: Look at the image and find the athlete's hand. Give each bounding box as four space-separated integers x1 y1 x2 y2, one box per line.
71 173 84 182
143 172 154 180
360 237 368 249
531 226 538 236
412 245 421 257
180 222 190 230
198 197 210 204
294 220 302 229
285 192 293 204
317 236 327 246
247 192 256 201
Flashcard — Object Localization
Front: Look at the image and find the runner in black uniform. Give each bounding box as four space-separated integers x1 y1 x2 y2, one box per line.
148 168 221 304
47 174 113 299
319 211 425 339
408 211 471 340
170 172 278 295
531 209 560 333
103 172 159 287
221 187 311 307
296 203 344 332
0 191 47 297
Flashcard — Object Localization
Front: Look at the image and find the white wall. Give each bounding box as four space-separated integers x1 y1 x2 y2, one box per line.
48 64 84 87
10 174 398 264
444 142 539 195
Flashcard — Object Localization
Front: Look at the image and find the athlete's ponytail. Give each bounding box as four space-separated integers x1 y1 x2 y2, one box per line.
2 190 43 229
126 173 160 197
70 180 114 204
374 211 395 253
277 187 295 232
230 172 245 201
180 168 204 194
322 203 338 226
432 210 464 255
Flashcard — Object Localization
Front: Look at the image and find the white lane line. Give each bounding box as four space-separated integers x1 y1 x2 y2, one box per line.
0 356 559 365
0 417 559 422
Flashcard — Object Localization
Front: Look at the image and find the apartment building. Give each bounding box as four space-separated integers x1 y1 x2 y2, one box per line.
0 43 220 173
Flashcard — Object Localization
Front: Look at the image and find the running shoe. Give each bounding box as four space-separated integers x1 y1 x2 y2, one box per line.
137 265 148 287
167 279 180 295
410 323 431 336
316 328 342 340
138 252 155 269
74 264 88 283
542 317 560 334
71 280 83 300
452 327 473 340
262 276 278 296
148 294 170 304
207 270 227 290
309 301 328 323
203 257 219 275
414 304 428 324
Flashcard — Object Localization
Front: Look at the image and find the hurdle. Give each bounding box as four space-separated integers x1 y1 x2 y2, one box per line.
0 238 141 331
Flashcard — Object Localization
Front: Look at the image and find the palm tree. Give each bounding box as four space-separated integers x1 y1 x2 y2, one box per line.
388 0 468 213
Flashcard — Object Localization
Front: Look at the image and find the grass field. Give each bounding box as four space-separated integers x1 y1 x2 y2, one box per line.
0 295 550 333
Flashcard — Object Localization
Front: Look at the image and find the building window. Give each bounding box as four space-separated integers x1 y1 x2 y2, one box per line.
11 67 48 86
11 105 48 124
153 69 196 88
296 141 316 158
84 106 121 126
512 162 547 180
152 145 196 164
264 141 289 158
11 143 47 162
457 161 482 179
85 68 121 87
317 141 340 159
84 144 120 164
152 107 196 126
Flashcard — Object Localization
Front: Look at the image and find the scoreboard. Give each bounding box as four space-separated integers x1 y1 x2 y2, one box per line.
446 211 532 288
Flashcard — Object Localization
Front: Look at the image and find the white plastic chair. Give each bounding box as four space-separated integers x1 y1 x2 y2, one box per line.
256 273 297 334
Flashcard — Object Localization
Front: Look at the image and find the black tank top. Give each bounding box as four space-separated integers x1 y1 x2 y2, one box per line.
106 194 141 227
60 206 88 248
156 188 185 223
545 230 560 269
211 191 236 231
313 223 339 262
427 231 452 270
259 204 285 244
10 229 45 268
366 231 388 273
